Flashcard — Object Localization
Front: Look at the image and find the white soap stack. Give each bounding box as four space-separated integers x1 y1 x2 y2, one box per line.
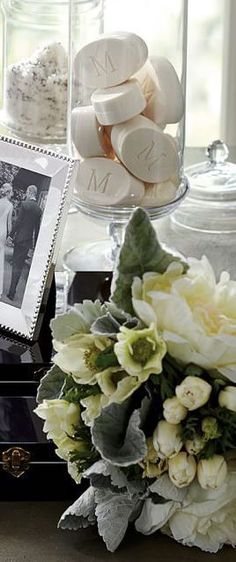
72 31 184 208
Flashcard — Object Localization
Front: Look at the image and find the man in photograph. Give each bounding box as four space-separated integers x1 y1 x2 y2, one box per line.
7 185 42 301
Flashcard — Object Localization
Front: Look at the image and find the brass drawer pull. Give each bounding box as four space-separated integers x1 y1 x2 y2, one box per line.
2 447 31 478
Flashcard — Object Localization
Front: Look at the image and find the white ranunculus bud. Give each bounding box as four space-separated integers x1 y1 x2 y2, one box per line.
185 436 205 455
153 420 183 458
168 451 197 488
163 396 188 424
197 455 228 490
218 386 236 412
176 376 212 410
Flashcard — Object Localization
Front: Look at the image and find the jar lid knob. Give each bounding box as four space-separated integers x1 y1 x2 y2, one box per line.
206 139 229 164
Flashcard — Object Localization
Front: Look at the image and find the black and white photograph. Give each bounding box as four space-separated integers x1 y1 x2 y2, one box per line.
0 161 50 308
0 136 76 340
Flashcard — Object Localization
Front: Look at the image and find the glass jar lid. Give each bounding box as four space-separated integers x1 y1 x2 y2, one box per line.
172 140 236 232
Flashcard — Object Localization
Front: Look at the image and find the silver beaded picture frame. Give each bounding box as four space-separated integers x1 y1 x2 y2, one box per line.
0 136 76 340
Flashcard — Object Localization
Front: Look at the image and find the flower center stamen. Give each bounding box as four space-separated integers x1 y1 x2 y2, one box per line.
131 337 156 365
84 345 100 373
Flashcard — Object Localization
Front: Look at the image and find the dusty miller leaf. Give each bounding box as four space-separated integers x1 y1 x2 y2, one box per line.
91 400 147 466
51 300 104 342
36 365 66 404
50 312 88 342
86 461 146 496
58 487 96 530
91 303 139 337
95 488 137 552
112 208 188 314
91 313 122 337
85 460 147 496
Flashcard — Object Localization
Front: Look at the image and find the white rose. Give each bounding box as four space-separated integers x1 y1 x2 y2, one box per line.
218 386 236 412
34 399 81 441
197 455 227 490
168 452 196 488
176 376 212 410
153 420 183 458
131 257 236 383
163 396 188 424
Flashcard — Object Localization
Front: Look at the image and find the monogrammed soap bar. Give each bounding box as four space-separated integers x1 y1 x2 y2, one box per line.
111 115 179 183
74 32 148 89
135 57 184 125
71 106 105 158
75 157 145 205
141 179 178 207
91 79 146 125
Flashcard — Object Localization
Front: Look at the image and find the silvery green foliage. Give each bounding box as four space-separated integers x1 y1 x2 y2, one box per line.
135 475 187 536
135 498 180 535
112 208 188 314
95 488 139 552
85 460 146 496
91 400 147 466
36 365 66 404
91 312 122 337
51 300 104 342
58 486 96 530
149 474 187 502
91 301 139 337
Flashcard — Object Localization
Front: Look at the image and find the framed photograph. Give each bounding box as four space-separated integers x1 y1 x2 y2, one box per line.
0 136 76 340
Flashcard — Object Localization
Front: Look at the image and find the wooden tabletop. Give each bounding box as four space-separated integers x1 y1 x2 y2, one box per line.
0 502 234 562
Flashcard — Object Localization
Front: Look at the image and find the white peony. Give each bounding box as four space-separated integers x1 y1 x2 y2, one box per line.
218 385 236 412
132 257 236 382
168 452 196 488
168 471 236 552
176 376 212 410
153 420 182 458
135 471 236 552
197 455 228 490
163 396 187 424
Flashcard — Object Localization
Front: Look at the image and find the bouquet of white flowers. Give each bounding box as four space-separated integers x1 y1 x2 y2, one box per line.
35 208 236 553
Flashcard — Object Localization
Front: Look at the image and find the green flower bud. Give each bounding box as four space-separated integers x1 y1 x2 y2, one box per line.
201 417 221 440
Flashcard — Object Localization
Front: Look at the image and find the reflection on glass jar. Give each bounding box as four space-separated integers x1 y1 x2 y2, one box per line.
0 0 103 145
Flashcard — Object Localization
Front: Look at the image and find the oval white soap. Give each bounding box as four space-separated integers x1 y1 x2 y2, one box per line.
91 79 146 125
141 180 178 207
75 157 145 206
74 32 148 89
71 106 105 158
111 115 179 183
135 57 184 125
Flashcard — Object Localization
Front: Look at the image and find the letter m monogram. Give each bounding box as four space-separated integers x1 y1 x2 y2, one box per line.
87 169 112 193
137 141 167 171
89 51 117 77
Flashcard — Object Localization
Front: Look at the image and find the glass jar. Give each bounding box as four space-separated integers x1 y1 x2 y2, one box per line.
157 141 236 279
0 0 103 146
64 0 188 271
69 0 188 204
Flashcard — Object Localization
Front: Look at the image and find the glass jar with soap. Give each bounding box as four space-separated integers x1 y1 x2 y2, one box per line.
65 0 189 271
0 0 103 146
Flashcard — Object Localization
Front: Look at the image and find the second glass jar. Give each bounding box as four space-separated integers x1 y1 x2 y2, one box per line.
0 0 103 145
